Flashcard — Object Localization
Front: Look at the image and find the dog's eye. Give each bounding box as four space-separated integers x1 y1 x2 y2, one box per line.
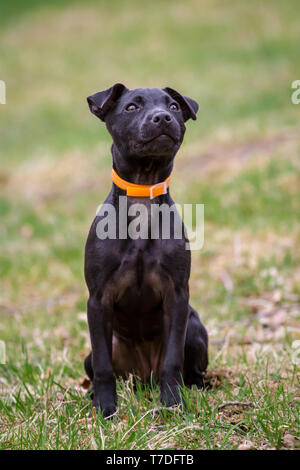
126 103 138 112
169 103 179 111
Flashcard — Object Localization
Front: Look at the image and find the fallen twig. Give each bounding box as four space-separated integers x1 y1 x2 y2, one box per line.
216 401 254 411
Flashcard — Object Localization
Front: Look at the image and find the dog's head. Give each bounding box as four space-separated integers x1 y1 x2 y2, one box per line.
87 84 198 159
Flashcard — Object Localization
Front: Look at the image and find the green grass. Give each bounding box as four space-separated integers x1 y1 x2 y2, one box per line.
187 157 300 229
1 349 298 450
0 0 299 450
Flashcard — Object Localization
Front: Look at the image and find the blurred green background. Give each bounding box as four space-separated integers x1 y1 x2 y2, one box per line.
0 0 299 450
1 0 300 163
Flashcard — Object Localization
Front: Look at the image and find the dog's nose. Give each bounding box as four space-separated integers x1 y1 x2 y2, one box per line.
152 111 172 125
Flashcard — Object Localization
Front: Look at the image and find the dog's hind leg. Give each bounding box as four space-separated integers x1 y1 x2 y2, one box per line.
183 306 208 388
84 352 94 399
84 352 93 380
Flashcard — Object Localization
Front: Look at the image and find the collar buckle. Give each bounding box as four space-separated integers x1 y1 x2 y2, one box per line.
150 181 167 199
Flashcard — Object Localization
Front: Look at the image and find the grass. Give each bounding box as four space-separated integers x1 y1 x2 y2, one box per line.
0 362 298 450
0 0 299 450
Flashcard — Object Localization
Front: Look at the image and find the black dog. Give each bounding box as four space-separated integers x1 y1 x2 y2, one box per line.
84 84 208 418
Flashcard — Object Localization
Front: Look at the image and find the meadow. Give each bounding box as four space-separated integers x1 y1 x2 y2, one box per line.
0 0 299 449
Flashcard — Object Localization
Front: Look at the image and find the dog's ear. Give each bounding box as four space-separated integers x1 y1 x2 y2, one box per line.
163 87 199 121
87 83 127 121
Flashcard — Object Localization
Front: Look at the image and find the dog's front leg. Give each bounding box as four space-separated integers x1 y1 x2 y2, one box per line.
161 288 189 408
87 295 116 418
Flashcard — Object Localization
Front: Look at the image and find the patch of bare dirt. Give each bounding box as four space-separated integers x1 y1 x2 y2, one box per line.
176 129 300 180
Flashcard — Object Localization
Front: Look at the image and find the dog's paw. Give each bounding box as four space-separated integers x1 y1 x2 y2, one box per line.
101 403 117 419
185 374 206 389
93 396 117 419
161 384 185 409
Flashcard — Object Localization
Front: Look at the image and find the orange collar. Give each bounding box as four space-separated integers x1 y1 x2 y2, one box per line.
112 168 170 199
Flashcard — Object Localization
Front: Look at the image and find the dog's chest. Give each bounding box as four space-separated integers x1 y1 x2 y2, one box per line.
113 241 168 305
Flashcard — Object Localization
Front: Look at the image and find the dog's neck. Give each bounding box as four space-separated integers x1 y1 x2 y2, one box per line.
111 144 174 185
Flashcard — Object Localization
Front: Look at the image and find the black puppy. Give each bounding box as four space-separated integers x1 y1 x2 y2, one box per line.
84 84 208 418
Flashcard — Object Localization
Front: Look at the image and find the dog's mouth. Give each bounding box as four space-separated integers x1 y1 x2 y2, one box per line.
143 133 178 145
132 129 181 157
